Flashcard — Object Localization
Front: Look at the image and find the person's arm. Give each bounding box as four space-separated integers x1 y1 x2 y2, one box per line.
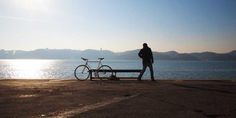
138 49 143 58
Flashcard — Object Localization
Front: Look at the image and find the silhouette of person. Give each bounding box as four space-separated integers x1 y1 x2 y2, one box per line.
138 43 155 81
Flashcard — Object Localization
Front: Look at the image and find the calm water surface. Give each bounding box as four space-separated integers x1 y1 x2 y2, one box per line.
0 59 236 80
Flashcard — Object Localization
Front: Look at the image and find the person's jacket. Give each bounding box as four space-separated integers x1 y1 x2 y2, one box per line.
138 47 153 64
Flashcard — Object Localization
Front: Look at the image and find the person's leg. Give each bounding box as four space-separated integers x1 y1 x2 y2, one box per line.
138 64 147 80
148 64 155 81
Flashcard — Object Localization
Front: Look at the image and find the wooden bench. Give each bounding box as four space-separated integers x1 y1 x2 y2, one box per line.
89 69 142 80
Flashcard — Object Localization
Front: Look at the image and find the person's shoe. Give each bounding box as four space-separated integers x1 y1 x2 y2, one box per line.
138 78 141 81
151 78 155 81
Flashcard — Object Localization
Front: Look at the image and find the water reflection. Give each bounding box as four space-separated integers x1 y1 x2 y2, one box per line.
1 60 236 80
3 59 53 79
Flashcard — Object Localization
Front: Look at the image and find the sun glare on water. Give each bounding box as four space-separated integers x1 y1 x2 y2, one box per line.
6 59 53 79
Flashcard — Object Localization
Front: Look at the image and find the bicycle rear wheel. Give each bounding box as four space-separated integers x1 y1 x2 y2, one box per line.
97 65 113 80
74 65 90 80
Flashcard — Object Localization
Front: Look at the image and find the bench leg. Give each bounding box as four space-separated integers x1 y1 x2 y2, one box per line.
89 71 93 80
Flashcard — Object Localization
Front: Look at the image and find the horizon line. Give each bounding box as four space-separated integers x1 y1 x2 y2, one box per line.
1 48 235 54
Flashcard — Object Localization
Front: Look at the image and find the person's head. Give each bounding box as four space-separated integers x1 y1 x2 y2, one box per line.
143 43 148 48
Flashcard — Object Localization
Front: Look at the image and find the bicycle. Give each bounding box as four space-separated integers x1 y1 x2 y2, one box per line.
74 57 113 80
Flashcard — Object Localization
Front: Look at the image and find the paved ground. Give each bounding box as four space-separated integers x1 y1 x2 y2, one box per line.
0 80 236 118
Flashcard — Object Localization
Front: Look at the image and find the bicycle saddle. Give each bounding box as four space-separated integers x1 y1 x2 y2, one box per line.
81 57 88 61
98 58 104 60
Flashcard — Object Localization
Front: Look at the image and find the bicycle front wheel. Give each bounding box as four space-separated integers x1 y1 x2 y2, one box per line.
74 65 90 80
97 65 113 80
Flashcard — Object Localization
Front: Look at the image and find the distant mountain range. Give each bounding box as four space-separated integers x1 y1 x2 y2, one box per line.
0 49 236 60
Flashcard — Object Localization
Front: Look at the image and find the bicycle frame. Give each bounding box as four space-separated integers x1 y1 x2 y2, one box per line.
81 57 103 70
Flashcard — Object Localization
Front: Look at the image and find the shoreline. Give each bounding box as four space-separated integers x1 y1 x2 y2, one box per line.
0 79 236 117
1 78 236 81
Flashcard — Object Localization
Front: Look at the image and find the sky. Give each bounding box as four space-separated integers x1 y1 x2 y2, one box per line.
0 0 236 53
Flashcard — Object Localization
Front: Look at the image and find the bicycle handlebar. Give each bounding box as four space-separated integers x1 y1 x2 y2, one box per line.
98 58 104 60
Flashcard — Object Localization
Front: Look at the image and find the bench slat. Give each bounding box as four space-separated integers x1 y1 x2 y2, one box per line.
89 69 141 72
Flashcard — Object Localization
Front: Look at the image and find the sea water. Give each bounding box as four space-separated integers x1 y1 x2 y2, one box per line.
0 59 236 80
